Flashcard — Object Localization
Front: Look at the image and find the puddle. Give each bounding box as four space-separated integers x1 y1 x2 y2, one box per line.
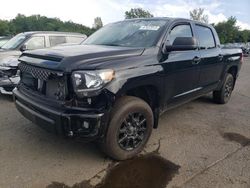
47 153 180 188
222 132 250 147
96 153 180 188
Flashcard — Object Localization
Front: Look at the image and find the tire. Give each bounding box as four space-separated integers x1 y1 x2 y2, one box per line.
213 73 234 104
100 96 154 160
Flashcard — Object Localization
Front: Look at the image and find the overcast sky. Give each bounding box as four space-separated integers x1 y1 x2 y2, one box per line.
1 0 249 30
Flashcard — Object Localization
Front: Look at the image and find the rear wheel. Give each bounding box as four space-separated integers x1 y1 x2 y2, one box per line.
213 73 234 104
100 96 153 160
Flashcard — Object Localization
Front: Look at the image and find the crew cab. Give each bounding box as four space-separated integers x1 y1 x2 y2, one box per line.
13 18 242 160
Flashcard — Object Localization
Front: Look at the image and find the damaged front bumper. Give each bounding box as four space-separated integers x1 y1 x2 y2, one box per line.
13 88 110 140
0 76 20 94
0 67 20 94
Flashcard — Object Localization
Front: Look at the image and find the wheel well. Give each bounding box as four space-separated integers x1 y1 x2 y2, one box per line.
125 85 159 108
227 66 238 80
227 66 238 89
123 85 160 128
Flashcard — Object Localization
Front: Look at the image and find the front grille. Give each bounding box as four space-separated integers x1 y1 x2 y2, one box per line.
19 62 67 100
19 62 62 81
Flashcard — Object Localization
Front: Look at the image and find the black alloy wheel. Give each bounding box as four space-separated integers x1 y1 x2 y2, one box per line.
118 112 147 151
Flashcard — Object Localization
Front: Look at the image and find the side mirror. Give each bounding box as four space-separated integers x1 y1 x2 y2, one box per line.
20 44 27 52
164 37 198 52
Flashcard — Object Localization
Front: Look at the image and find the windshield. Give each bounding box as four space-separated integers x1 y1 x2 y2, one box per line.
83 19 168 48
0 39 9 47
1 34 27 50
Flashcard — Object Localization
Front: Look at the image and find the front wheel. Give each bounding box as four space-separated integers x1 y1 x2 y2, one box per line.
100 96 153 160
213 73 234 104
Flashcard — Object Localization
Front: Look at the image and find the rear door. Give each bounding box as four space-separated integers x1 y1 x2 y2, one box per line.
194 24 224 89
161 22 201 106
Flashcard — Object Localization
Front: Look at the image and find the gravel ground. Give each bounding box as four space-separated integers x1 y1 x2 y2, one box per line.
0 58 250 188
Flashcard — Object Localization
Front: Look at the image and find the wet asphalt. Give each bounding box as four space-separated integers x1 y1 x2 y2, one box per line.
0 58 250 188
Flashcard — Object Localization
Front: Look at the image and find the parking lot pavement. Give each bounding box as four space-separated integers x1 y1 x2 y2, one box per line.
0 58 250 188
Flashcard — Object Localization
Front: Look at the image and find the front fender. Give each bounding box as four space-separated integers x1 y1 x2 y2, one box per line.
105 64 164 99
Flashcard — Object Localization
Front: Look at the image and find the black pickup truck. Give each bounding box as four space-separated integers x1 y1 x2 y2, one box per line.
13 18 242 160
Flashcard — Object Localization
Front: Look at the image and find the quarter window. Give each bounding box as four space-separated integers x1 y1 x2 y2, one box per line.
195 25 215 49
49 36 67 47
167 24 193 45
26 37 45 50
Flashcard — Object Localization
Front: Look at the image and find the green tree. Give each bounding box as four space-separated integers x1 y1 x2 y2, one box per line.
93 17 103 30
125 8 153 19
237 30 250 43
214 17 239 43
0 20 11 35
93 17 103 29
0 14 96 36
190 8 209 23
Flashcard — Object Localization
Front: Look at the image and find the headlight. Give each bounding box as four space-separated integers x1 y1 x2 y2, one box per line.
72 69 115 97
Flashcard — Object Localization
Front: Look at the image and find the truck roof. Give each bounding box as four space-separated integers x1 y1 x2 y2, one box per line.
120 17 213 28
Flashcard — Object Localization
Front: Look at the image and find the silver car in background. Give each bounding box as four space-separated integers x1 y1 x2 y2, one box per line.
0 36 11 47
0 31 87 94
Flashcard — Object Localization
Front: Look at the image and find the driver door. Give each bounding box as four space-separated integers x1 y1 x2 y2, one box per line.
161 22 201 107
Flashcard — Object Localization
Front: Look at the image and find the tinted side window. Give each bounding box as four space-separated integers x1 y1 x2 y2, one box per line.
195 25 215 49
26 37 45 50
66 36 86 44
167 24 193 45
49 36 66 46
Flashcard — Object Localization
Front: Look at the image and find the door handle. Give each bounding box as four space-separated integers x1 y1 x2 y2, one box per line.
218 54 224 61
192 56 201 64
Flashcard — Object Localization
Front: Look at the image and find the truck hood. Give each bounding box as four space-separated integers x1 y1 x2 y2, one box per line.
19 45 145 72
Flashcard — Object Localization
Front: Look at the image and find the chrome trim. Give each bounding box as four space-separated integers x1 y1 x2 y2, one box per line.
174 87 202 98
